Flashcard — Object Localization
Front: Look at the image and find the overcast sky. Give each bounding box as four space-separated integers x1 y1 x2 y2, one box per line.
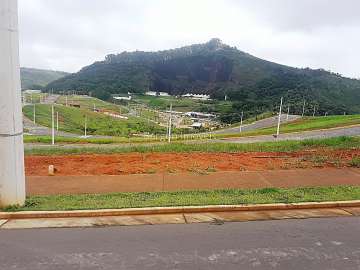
18 0 360 78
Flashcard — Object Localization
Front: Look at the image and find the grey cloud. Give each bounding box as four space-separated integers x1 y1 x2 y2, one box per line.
18 0 360 78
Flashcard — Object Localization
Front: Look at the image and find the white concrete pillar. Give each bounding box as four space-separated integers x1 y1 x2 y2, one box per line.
0 0 26 206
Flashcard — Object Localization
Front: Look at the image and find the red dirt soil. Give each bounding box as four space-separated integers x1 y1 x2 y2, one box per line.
25 149 359 176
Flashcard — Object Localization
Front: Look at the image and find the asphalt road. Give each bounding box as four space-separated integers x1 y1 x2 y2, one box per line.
213 114 301 135
1 217 359 269
23 116 77 137
221 125 360 143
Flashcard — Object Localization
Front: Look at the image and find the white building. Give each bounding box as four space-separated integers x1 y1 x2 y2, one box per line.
185 112 215 119
145 91 170 97
23 89 42 94
182 93 211 100
113 95 132 101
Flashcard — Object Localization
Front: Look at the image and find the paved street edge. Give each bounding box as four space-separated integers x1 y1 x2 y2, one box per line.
1 200 360 220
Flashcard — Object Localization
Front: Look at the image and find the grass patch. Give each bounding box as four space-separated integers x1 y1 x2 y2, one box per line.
24 136 360 156
349 157 360 168
23 104 165 136
23 135 160 144
216 114 360 139
3 186 360 212
57 95 129 113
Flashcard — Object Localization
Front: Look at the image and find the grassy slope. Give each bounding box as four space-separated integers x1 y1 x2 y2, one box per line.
217 114 360 138
23 104 165 136
133 94 232 113
3 186 360 211
24 136 360 156
21 67 68 89
57 95 129 113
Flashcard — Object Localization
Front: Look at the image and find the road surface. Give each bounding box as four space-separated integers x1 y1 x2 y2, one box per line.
213 114 300 135
0 217 359 269
221 125 360 143
23 116 77 137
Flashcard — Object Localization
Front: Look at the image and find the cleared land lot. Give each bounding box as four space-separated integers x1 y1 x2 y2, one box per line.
25 148 359 176
23 104 165 136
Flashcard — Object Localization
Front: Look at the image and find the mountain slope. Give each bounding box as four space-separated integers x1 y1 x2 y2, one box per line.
46 39 360 119
21 67 69 90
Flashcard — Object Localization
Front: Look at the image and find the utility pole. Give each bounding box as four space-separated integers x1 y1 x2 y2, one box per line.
286 105 290 121
302 99 306 117
56 111 59 130
93 103 96 112
239 111 244 133
84 115 87 137
0 0 26 206
312 105 316 117
276 97 283 137
168 103 172 143
33 104 36 124
65 96 68 106
51 105 55 145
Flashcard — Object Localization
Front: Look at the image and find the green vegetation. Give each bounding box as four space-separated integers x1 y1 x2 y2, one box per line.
46 39 360 122
23 104 165 136
133 95 201 111
216 114 360 138
349 157 360 168
3 186 360 211
57 95 128 113
23 92 47 103
21 67 68 89
24 135 161 144
24 136 360 156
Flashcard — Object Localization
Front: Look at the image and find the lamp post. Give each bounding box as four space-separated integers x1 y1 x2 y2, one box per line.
302 99 306 117
33 104 36 124
239 111 244 133
51 105 55 145
168 103 172 143
276 97 283 137
0 0 26 206
286 106 290 121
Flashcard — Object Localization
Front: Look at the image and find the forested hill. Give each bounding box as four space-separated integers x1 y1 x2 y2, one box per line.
46 38 360 115
21 67 69 90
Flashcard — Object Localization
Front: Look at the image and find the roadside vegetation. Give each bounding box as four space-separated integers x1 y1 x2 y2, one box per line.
24 136 360 156
57 95 129 113
23 135 161 144
215 114 360 138
131 94 232 114
3 186 360 212
350 157 360 168
23 104 165 136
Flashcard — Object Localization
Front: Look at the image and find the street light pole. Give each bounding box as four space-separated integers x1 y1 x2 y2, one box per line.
33 104 36 124
286 105 290 121
56 111 59 130
0 0 26 206
51 105 55 145
168 103 172 143
84 115 87 137
302 99 306 117
276 97 283 137
239 111 244 133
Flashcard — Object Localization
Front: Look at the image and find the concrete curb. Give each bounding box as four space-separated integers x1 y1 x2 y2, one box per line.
1 200 360 220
